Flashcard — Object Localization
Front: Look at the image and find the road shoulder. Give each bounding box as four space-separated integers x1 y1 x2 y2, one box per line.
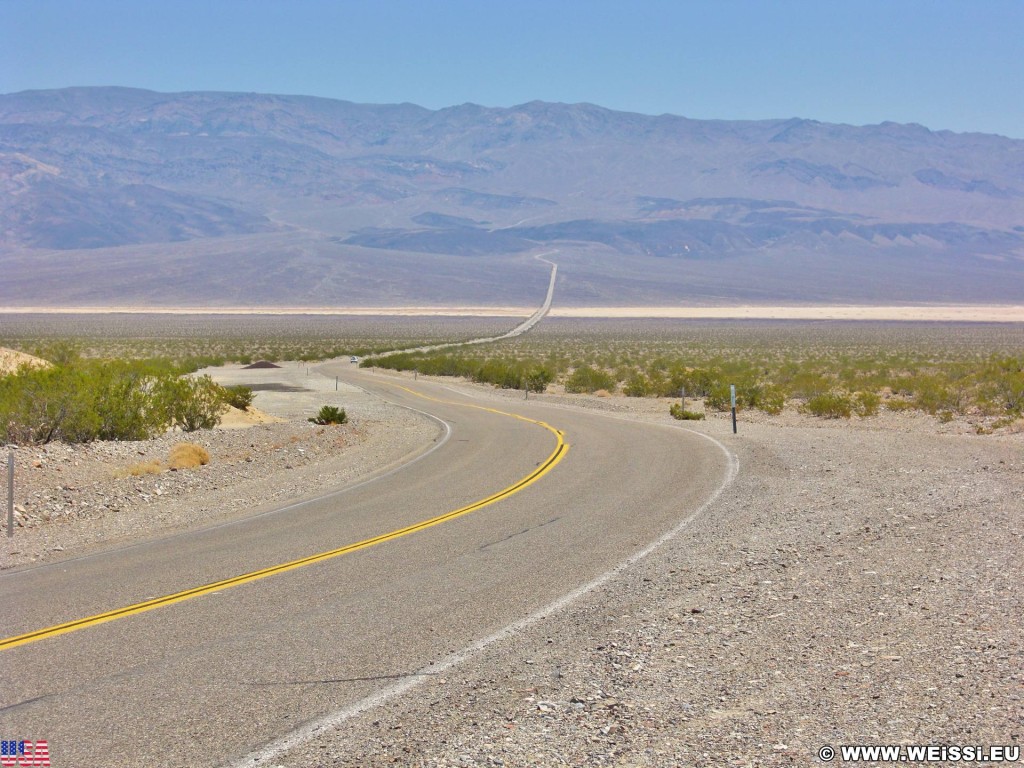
264 377 1022 767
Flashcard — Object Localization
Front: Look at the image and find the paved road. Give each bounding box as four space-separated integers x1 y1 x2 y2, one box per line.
375 250 559 357
0 368 729 767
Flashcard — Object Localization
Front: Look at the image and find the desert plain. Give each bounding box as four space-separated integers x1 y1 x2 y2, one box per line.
1 310 1020 766
2 304 1024 322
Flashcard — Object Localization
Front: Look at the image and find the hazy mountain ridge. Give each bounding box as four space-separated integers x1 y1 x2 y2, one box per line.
1 87 1022 306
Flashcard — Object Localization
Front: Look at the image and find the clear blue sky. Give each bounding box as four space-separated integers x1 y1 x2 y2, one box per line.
2 0 1022 137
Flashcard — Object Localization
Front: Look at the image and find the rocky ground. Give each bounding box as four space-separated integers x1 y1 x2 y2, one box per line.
3 366 1021 766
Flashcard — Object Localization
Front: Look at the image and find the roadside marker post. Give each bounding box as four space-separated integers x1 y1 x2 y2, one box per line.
6 449 13 538
730 385 737 434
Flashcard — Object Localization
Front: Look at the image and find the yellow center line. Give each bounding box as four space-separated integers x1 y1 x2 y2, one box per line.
0 384 568 652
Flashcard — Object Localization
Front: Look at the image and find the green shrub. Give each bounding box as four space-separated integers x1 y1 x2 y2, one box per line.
623 372 651 397
977 358 1024 415
747 384 786 415
706 382 752 412
223 384 255 410
565 365 616 394
802 391 853 419
0 359 226 444
912 375 964 415
669 403 705 420
309 405 348 425
674 367 719 398
474 359 522 389
160 375 226 432
523 366 554 393
853 390 881 417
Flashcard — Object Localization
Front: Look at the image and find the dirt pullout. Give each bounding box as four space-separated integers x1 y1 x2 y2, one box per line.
266 381 1022 768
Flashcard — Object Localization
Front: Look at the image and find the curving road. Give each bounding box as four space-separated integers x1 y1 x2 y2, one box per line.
0 367 731 767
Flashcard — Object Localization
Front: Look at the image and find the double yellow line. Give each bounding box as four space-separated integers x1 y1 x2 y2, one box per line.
0 386 568 651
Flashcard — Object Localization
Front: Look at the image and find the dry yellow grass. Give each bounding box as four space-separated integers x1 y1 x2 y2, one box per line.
168 443 210 470
124 460 163 477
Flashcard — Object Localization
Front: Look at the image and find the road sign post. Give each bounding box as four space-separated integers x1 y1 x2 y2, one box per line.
730 384 737 434
7 449 13 538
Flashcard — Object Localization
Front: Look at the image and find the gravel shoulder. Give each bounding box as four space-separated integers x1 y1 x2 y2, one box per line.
262 373 1023 767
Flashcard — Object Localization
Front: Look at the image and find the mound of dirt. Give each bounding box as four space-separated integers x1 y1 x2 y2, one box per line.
0 347 50 375
217 405 285 429
243 360 281 369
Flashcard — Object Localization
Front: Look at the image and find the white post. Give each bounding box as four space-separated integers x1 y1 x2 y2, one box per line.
730 385 737 434
7 449 13 538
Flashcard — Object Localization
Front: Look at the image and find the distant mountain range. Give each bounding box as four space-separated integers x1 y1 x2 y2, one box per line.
1 86 1022 307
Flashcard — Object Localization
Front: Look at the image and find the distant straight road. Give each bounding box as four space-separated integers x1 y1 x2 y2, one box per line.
0 367 729 767
383 249 559 356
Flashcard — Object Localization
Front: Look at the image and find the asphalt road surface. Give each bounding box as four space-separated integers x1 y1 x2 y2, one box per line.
0 366 730 767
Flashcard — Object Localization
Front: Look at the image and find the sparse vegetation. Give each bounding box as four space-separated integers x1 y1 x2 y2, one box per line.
564 365 616 394
360 319 1023 425
853 390 881 417
309 405 348 425
0 314 515 367
802 392 854 419
669 403 705 420
3 315 1022 429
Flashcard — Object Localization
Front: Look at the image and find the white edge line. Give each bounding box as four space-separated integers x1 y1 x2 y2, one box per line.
228 423 738 768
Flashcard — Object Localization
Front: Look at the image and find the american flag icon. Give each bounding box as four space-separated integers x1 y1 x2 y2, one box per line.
0 740 49 767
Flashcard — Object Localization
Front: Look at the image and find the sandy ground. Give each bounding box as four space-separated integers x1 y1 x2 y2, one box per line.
0 347 49 375
3 305 1023 321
